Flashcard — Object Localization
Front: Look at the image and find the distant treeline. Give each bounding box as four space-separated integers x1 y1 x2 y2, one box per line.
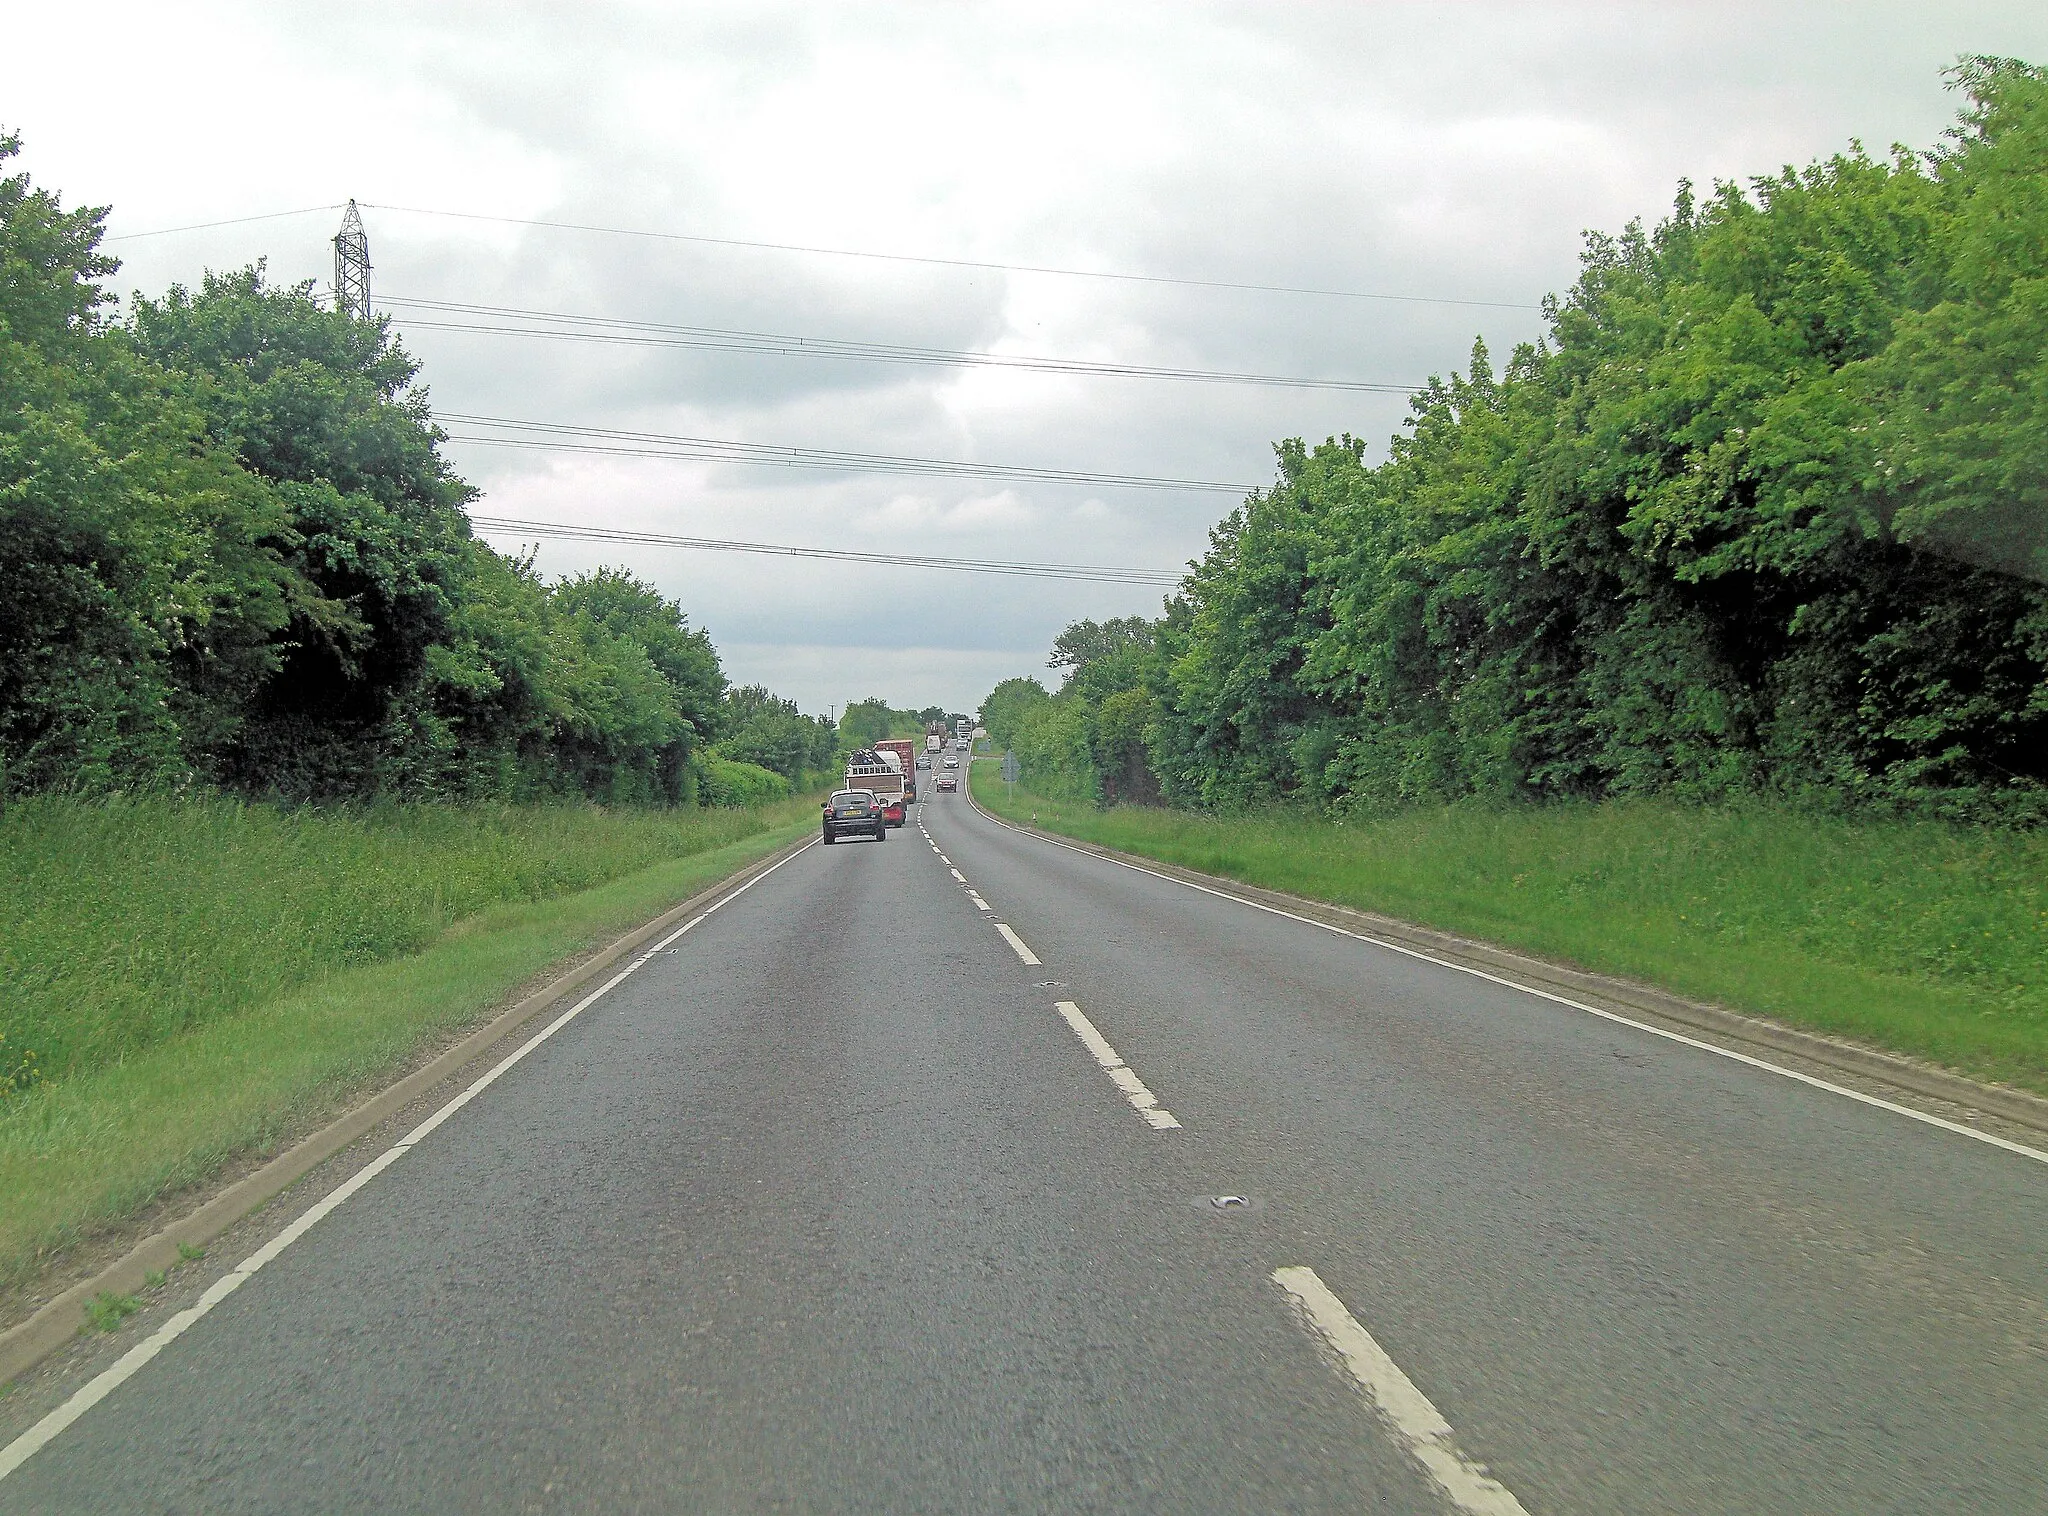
984 59 2048 824
0 133 838 805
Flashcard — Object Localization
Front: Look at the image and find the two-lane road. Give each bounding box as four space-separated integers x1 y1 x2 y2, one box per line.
5 779 2044 1512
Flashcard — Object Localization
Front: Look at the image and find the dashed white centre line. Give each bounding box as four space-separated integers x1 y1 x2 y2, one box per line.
1273 1267 1528 1515
949 868 966 882
1054 1000 1181 1129
967 894 991 912
994 922 1041 965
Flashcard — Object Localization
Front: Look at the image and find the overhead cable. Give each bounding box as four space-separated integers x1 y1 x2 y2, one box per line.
362 202 1541 310
442 415 1257 493
103 205 348 242
468 515 1185 586
382 294 1424 393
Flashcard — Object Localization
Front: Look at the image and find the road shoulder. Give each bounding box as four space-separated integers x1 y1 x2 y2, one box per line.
0 826 814 1396
959 772 2048 1148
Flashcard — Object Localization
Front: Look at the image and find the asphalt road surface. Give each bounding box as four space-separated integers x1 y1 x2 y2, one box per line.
5 780 2045 1513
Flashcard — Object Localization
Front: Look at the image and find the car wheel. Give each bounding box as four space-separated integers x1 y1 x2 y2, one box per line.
822 828 834 844
875 823 887 841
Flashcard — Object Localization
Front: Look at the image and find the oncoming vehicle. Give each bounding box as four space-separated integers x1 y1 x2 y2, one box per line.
935 775 958 792
943 757 959 769
820 789 887 844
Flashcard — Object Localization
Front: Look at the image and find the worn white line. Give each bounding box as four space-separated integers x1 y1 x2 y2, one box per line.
0 840 817 1485
969 894 992 912
965 796 2048 1167
949 867 966 882
994 922 1041 965
1054 1000 1182 1129
1274 1267 1528 1515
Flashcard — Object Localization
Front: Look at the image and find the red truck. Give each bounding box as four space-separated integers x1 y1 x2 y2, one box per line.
875 740 917 820
844 739 918 828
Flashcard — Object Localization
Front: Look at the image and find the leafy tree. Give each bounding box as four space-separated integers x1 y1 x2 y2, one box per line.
978 678 1051 750
715 684 836 783
0 136 297 792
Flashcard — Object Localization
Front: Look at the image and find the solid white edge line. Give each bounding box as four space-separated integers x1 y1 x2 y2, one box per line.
1274 1267 1528 1516
966 797 2048 1168
994 922 1041 965
0 839 818 1485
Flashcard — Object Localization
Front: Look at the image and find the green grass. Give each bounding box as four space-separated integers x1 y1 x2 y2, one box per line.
1 795 814 1080
0 796 816 1288
971 767 2048 1095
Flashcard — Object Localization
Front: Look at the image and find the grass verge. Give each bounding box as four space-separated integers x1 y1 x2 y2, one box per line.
971 766 2048 1096
0 799 815 1289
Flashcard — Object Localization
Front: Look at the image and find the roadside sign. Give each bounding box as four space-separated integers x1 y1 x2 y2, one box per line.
1001 751 1020 784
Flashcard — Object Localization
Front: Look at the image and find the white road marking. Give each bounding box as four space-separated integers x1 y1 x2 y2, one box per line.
949 868 966 882
1273 1267 1528 1516
940 855 953 865
995 923 1041 965
1054 1001 1182 1129
968 894 992 912
964 795 2048 1168
0 841 817 1485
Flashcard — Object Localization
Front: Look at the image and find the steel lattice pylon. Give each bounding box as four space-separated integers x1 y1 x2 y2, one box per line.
333 200 371 321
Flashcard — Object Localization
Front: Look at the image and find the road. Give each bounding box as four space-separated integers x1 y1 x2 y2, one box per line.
4 771 2045 1513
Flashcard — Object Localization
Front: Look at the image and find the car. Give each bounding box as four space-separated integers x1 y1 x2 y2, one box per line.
935 775 957 792
916 756 930 769
820 789 887 844
878 795 907 828
943 757 959 769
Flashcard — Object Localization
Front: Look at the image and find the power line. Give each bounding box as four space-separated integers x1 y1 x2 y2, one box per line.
468 515 1185 586
442 415 1257 493
362 202 1541 310
381 294 1424 394
102 205 346 242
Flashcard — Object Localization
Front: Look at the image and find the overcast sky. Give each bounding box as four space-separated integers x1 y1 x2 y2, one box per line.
6 2 2045 715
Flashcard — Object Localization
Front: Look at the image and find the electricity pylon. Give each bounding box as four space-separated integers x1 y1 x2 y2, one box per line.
333 200 371 321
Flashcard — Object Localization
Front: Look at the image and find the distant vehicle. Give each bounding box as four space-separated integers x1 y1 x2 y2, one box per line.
926 733 943 753
954 739 968 752
955 718 971 739
820 790 886 844
935 775 958 792
943 756 959 769
916 756 930 769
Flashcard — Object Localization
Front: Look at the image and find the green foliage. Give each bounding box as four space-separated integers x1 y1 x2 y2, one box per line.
837 696 928 748
0 793 789 1081
713 684 838 784
0 137 850 808
702 755 792 807
85 1291 139 1332
998 60 2048 823
978 677 1051 749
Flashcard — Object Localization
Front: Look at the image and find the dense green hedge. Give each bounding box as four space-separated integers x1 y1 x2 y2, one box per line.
0 136 797 804
989 60 2048 824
